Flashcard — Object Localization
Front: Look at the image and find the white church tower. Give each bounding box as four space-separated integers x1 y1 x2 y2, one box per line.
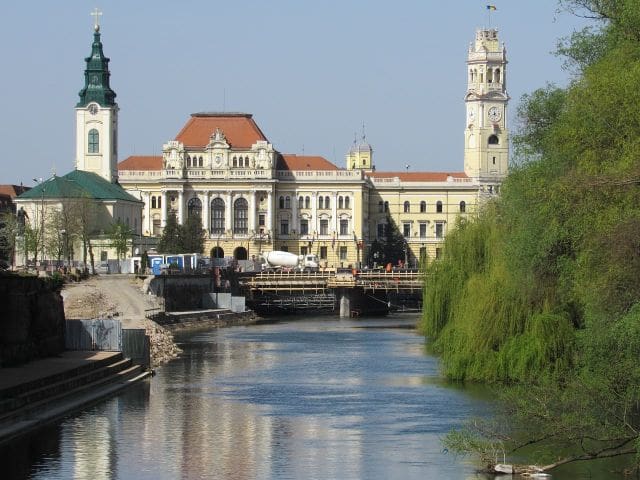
75 10 119 183
464 28 509 191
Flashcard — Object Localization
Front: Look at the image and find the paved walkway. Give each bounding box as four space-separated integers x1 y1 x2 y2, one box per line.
0 351 120 394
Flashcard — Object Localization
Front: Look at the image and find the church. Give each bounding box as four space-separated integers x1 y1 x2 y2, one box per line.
18 18 509 269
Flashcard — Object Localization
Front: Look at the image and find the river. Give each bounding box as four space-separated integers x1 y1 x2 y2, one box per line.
0 315 620 479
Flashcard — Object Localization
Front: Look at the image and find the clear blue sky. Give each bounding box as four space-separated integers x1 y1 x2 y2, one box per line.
1 1 593 186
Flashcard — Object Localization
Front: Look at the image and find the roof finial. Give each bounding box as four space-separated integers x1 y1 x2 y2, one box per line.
91 7 103 32
361 122 366 142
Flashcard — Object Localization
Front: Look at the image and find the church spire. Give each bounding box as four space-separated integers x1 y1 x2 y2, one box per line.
77 10 116 107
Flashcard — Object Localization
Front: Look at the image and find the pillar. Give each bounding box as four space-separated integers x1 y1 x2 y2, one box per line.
225 191 233 234
178 191 184 225
202 191 210 235
161 191 167 227
311 193 317 234
142 192 151 235
249 190 256 233
339 290 351 318
266 191 273 234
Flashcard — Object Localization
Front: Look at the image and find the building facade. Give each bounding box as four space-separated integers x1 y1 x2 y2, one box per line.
118 27 509 268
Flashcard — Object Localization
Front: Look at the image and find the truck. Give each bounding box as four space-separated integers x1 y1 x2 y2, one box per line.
261 250 319 272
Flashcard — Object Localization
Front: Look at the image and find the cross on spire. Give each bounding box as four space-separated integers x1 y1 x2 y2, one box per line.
91 7 103 32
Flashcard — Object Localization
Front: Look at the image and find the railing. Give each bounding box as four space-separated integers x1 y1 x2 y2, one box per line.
277 170 364 181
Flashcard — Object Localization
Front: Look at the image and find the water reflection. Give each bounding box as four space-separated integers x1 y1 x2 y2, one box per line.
3 316 497 479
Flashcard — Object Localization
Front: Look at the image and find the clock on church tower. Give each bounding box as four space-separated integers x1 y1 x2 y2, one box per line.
75 9 120 184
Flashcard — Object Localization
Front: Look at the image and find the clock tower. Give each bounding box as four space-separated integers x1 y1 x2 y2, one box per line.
75 11 119 183
464 28 509 190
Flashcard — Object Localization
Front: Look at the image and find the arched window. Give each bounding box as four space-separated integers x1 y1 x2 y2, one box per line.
151 196 157 209
495 68 501 83
338 196 344 209
234 198 248 234
384 201 389 213
378 201 384 213
420 201 426 213
199 156 203 167
487 68 493 83
284 196 291 209
488 135 499 145
345 196 350 209
469 69 474 83
188 197 202 218
298 196 304 209
245 156 250 167
186 156 191 167
460 201 466 213
305 196 310 209
158 196 162 209
88 129 99 153
479 71 484 83
404 201 410 213
211 198 225 234
436 201 443 213
279 196 285 209
233 157 238 167
325 196 330 208
319 196 324 209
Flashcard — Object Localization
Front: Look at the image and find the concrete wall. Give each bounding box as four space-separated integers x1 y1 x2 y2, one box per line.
148 274 215 312
0 274 65 366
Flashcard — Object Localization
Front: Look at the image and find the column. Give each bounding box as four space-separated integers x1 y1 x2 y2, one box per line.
202 191 210 235
143 192 151 235
266 191 273 234
161 191 167 227
291 190 298 234
311 193 317 234
225 191 233 235
178 190 184 225
249 190 256 233
331 193 337 234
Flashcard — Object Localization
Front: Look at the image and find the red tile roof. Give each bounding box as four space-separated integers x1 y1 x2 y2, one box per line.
367 171 469 182
0 184 30 198
118 156 163 171
175 113 268 149
277 155 339 171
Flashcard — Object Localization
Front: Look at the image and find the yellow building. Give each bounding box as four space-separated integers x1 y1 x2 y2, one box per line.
118 27 508 268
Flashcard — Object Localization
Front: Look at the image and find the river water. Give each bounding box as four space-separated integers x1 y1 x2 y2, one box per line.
0 316 620 479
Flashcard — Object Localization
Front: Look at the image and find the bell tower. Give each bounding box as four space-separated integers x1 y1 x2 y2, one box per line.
75 9 119 183
346 128 374 171
464 28 509 189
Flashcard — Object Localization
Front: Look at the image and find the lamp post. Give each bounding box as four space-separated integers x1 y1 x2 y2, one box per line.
32 178 45 269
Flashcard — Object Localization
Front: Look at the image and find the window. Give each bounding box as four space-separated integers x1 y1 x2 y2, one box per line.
460 201 466 213
305 196 310 209
420 201 426 213
279 196 285 209
404 201 410 213
186 157 191 167
340 219 349 235
320 219 329 235
325 196 330 208
436 201 443 213
211 198 225 234
258 214 265 227
419 223 427 238
495 68 501 83
300 219 309 235
233 157 238 167
488 135 499 145
344 196 350 209
339 246 348 260
233 198 248 234
88 129 99 153
492 156 496 165
298 196 304 209
384 201 389 213
435 248 442 259
377 223 385 238
284 196 291 209
280 220 289 235
158 196 162 209
151 196 157 209
319 196 324 209
301 246 308 255
435 222 444 239
378 201 384 213
338 196 344 209
320 246 328 260
403 223 410 237
100 251 108 262
188 197 202 218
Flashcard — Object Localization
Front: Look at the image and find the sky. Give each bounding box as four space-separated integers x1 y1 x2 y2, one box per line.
1 1 594 186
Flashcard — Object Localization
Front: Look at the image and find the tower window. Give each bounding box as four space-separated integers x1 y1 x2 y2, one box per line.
88 129 99 153
488 135 499 145
495 68 501 83
493 156 496 165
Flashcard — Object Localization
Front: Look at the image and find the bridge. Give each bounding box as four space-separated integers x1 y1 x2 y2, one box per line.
241 270 424 317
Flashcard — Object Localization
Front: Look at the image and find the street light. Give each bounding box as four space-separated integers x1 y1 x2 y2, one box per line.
33 177 45 268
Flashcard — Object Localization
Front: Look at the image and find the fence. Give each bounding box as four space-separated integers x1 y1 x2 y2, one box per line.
66 319 122 351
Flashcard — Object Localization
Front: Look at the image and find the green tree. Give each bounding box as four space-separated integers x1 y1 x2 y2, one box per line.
181 214 205 254
157 212 181 253
109 220 132 263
